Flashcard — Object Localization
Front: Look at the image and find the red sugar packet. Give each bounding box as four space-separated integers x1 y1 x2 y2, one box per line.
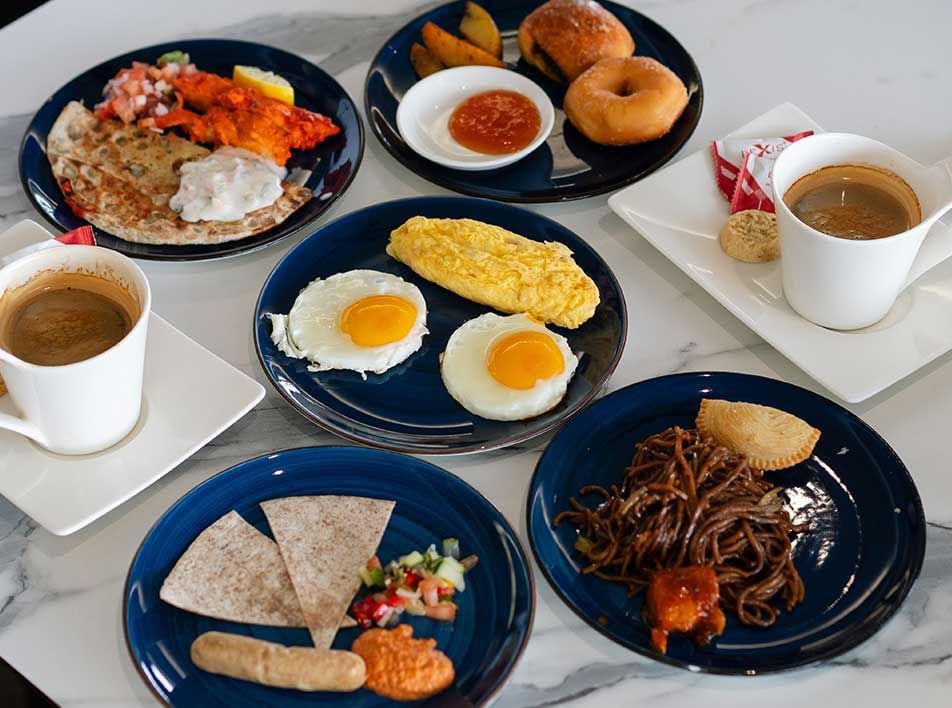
0 225 97 269
56 225 95 246
710 132 814 210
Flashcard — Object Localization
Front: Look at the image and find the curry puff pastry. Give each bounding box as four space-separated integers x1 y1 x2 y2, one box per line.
696 399 820 470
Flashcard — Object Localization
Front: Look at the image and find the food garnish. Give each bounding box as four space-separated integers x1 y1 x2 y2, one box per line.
696 399 820 470
459 1 502 58
261 496 396 649
351 540 478 629
644 566 726 654
554 422 808 649
191 631 366 692
352 625 455 701
387 216 600 329
233 65 295 105
94 54 195 124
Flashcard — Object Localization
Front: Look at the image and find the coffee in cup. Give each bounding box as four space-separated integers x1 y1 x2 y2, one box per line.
0 270 140 366
782 163 921 240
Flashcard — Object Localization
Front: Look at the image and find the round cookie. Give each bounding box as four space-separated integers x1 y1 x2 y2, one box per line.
719 209 779 263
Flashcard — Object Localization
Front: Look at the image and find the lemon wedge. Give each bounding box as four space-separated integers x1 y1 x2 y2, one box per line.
233 65 294 104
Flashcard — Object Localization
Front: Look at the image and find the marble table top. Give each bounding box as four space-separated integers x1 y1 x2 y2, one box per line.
1 1 951 706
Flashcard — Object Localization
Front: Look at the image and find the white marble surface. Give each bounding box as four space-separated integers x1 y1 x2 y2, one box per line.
1 0 951 705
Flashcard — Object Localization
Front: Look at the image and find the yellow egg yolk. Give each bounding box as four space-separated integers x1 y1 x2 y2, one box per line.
487 330 564 390
340 295 417 347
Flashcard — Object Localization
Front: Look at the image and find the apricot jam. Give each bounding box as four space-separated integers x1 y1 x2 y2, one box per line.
448 89 541 155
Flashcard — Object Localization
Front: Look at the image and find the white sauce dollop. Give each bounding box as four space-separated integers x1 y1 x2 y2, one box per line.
170 147 286 222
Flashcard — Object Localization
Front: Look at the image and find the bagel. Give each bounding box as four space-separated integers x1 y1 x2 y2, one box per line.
517 0 635 83
563 56 689 146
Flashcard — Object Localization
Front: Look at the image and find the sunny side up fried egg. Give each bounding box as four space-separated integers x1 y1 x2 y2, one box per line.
441 313 579 421
268 270 427 375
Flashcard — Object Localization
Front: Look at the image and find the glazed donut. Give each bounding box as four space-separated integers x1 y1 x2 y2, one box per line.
563 56 689 146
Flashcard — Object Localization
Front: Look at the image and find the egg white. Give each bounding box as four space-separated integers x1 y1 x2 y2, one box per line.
268 269 427 375
441 313 578 421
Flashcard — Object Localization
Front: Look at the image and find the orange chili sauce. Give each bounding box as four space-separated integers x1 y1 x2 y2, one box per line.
448 89 542 155
352 625 455 701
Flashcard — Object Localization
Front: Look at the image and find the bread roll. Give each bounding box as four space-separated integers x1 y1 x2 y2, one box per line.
517 0 634 83
190 632 366 692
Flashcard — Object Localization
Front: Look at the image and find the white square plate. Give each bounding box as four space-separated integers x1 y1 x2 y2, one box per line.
608 102 952 403
0 221 265 535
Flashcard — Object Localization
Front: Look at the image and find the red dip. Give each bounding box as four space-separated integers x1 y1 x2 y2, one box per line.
448 89 541 155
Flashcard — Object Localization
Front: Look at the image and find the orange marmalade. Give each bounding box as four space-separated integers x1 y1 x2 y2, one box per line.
449 90 541 155
352 625 455 701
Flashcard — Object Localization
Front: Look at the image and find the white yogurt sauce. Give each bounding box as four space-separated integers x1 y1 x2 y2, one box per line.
170 147 286 222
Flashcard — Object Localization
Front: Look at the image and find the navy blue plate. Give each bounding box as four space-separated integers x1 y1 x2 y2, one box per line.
254 196 626 454
527 372 926 674
20 39 363 261
365 0 702 203
124 446 534 706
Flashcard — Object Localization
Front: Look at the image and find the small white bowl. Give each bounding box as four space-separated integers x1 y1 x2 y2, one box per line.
397 66 555 171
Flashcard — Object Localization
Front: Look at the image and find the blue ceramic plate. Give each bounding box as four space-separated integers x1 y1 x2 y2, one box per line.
527 372 926 674
20 39 363 261
254 196 627 454
124 446 534 706
365 0 702 203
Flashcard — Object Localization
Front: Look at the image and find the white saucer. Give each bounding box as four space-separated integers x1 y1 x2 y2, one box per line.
608 102 952 403
0 221 265 535
396 66 555 171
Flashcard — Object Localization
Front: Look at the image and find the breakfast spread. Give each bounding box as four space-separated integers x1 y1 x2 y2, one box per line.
190 631 367 692
46 50 340 246
718 209 781 263
517 0 635 83
352 624 455 701
448 89 542 154
782 163 921 239
404 0 690 158
6 4 937 702
387 216 599 329
155 494 469 699
555 400 817 654
563 56 688 145
442 313 579 421
267 270 428 376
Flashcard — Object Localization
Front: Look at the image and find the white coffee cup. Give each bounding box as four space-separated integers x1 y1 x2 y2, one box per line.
0 246 151 455
772 133 952 330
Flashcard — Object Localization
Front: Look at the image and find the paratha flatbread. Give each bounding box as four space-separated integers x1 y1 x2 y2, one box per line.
46 102 311 245
159 510 309 627
261 496 395 649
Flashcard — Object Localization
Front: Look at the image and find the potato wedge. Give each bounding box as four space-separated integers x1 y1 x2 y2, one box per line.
459 1 502 58
421 21 505 68
410 42 445 78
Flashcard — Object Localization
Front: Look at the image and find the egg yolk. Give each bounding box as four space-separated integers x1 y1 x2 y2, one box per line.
487 330 564 390
340 295 417 347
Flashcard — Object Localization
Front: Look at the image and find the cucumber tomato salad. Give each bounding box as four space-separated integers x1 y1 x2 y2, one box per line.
351 539 478 628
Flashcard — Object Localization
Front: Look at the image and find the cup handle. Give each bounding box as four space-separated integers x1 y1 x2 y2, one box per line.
904 157 952 289
0 410 47 446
